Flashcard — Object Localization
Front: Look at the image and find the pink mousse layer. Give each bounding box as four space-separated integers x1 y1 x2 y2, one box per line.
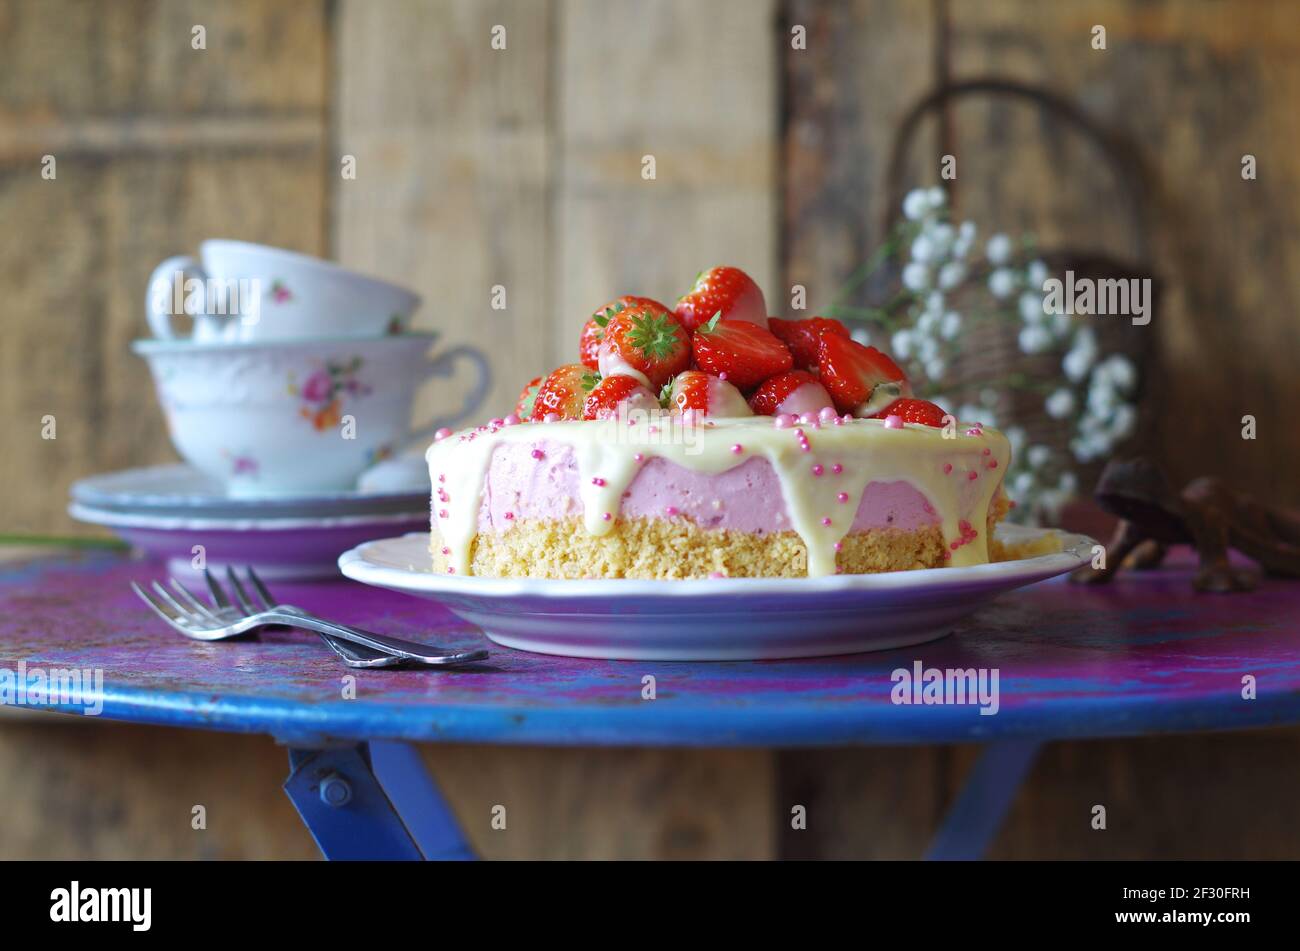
471 441 970 534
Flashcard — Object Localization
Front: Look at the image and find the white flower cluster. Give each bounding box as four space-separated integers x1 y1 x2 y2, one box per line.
893 188 973 382
836 187 1142 525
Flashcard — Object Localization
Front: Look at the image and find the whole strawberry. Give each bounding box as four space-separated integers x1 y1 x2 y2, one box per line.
514 375 542 419
663 370 752 418
597 300 690 389
691 315 793 392
579 295 664 371
748 370 835 417
767 316 850 370
530 364 598 421
674 266 768 332
817 334 910 416
871 398 949 428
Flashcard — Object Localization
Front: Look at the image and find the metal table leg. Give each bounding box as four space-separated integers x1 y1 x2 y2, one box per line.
283 741 476 861
924 738 1042 860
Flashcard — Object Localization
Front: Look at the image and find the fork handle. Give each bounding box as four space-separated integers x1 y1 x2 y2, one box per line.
257 611 483 665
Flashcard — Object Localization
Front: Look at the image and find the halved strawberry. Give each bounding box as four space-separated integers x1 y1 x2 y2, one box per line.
674 266 767 332
530 364 598 421
663 370 752 418
748 370 835 417
514 375 542 419
691 316 792 391
579 295 664 371
767 316 850 370
597 300 690 389
871 397 948 428
817 334 910 416
583 375 660 420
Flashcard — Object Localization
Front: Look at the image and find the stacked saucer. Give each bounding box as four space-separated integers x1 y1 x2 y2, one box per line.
70 241 490 579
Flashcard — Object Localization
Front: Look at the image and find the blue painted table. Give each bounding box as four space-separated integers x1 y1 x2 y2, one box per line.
3 548 1298 859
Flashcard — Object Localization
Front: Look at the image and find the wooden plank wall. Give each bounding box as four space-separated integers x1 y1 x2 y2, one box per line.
1 0 1298 859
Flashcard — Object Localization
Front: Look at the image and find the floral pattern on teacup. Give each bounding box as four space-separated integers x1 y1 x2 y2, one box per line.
221 450 259 477
269 280 293 304
288 357 372 432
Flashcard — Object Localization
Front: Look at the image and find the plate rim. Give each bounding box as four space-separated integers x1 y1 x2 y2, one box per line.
338 525 1096 600
69 502 428 532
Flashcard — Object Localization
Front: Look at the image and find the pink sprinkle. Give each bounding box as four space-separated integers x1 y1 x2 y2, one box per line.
943 463 953 474
434 427 453 441
603 512 613 521
731 444 744 454
835 566 844 574
883 414 904 430
837 492 849 503
490 417 504 427
968 470 978 481
531 448 545 460
833 416 845 426
544 413 560 423
982 447 991 456
708 571 726 579
774 414 793 429
503 511 514 520
833 541 843 552
832 463 843 474
438 509 448 518
965 427 983 436
718 372 728 381
441 547 450 555
438 473 445 483
798 412 816 426
818 406 837 422
665 506 680 516
812 464 824 476
447 567 455 574
634 452 645 462
988 459 999 469
951 541 960 551
591 477 606 487
437 489 449 502
503 413 521 426
821 517 832 526
648 425 659 435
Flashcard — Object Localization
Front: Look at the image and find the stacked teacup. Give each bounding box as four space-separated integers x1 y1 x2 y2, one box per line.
134 240 490 497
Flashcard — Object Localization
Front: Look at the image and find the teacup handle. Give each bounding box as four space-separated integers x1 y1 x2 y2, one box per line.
408 345 493 443
146 255 207 340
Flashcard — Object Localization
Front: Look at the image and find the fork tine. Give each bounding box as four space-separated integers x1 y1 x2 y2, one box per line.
225 566 255 613
131 581 181 624
168 578 221 622
203 568 231 608
244 566 276 611
150 580 197 622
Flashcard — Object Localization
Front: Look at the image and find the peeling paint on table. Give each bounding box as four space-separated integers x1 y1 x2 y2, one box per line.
1 548 1298 748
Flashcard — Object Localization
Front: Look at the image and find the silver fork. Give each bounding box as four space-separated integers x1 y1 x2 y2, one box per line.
131 566 487 668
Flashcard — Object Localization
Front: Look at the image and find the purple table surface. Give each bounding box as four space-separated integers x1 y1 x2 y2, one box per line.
1 547 1298 748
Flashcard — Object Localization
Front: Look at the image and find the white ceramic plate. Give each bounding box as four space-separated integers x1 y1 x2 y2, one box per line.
338 525 1096 660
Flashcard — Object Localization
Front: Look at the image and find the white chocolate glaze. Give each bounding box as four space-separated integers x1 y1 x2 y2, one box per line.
427 414 1010 578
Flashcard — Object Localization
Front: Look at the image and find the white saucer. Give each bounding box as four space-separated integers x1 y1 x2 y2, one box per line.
70 464 427 519
338 525 1095 660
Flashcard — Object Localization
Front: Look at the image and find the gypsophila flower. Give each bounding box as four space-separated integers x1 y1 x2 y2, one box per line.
901 262 930 292
939 312 962 340
1045 388 1075 419
850 326 871 346
1027 260 1048 289
902 188 930 221
891 329 914 359
938 261 966 290
1063 327 1099 381
989 268 1016 299
1018 325 1052 354
1027 444 1052 469
1019 291 1047 324
911 234 936 263
925 186 946 210
986 234 1013 265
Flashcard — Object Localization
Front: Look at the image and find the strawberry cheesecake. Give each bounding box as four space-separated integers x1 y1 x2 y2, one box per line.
428 266 1013 580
